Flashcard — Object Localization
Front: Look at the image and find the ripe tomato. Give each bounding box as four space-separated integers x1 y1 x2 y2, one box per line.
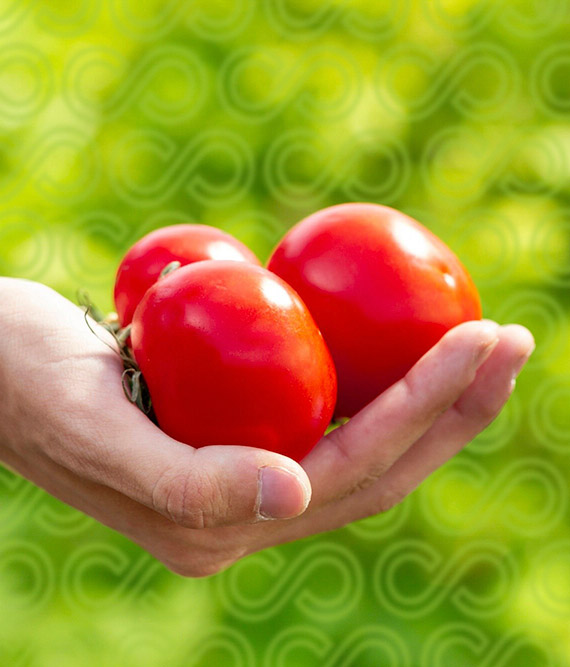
130 260 337 461
114 224 260 326
267 203 482 418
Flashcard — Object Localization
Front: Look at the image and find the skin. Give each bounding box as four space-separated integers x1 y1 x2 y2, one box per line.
0 277 534 577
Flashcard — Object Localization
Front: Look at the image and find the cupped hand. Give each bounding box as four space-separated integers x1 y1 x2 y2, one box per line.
0 278 534 577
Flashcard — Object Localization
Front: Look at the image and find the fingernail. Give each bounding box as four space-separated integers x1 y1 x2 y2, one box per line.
475 334 500 365
256 466 310 521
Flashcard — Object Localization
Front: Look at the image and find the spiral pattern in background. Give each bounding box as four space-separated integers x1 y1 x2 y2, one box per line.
0 0 569 664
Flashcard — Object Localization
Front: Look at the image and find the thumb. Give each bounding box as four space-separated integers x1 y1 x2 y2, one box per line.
67 411 312 529
144 443 313 529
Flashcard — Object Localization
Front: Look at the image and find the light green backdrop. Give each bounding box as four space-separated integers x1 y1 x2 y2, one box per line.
0 0 569 665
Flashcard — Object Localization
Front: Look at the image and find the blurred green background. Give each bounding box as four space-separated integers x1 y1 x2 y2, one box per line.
1 0 569 665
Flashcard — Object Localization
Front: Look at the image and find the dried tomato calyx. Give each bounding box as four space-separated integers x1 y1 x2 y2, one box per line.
159 261 181 279
77 290 155 420
121 367 153 415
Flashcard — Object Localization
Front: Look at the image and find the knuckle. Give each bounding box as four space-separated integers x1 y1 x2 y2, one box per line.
328 425 356 468
328 427 393 501
375 484 406 514
345 475 379 499
151 467 220 529
402 370 449 419
455 393 504 427
338 461 391 501
181 560 222 578
473 404 502 427
478 394 506 423
164 557 224 578
160 548 242 579
402 365 459 425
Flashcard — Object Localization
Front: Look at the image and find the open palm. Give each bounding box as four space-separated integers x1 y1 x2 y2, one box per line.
0 278 534 577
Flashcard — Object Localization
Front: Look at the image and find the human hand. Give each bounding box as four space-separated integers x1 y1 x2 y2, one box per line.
0 278 534 577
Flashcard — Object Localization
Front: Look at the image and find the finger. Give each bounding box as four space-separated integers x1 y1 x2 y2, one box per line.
301 320 500 506
356 323 535 510
257 324 534 547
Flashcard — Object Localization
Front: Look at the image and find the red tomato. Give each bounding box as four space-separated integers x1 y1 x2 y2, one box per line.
114 224 260 326
130 260 337 461
267 203 482 418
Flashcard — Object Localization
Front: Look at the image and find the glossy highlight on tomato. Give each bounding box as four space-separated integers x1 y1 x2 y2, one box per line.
130 260 337 462
114 224 260 326
268 203 482 418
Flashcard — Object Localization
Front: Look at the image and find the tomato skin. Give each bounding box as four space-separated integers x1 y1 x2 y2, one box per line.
114 225 260 326
267 203 482 418
130 261 337 462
